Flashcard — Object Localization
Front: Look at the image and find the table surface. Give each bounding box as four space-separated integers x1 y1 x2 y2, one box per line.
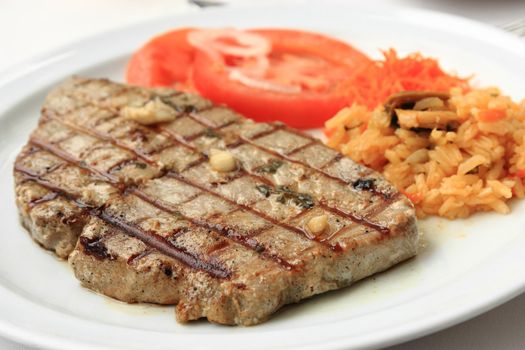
1 0 525 349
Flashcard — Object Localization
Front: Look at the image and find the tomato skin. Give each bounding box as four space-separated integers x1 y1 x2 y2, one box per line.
249 29 370 70
126 28 196 88
192 30 370 128
126 28 371 128
193 52 348 128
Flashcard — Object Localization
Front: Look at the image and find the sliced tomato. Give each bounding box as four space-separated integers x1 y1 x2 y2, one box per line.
126 28 371 128
192 54 345 127
250 29 369 71
192 29 371 128
126 28 196 89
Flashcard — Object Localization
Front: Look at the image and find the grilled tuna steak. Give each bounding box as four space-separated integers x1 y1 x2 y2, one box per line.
14 78 418 325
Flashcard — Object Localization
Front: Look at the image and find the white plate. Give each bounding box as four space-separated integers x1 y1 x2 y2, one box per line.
1 1 525 349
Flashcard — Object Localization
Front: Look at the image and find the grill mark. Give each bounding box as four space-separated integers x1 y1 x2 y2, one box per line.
41 112 158 166
157 127 197 151
35 118 177 184
92 112 120 127
78 144 118 158
175 192 205 206
146 141 177 155
285 140 318 156
53 91 360 196
42 85 393 240
249 124 285 140
28 192 59 208
224 138 245 149
161 124 390 240
240 138 350 184
207 240 230 255
209 169 246 187
147 123 371 245
85 83 134 107
185 106 235 127
131 189 183 216
183 120 239 142
85 117 387 241
25 136 297 272
133 187 296 271
288 207 314 221
233 155 390 236
29 137 121 187
236 131 384 199
170 172 317 242
41 162 66 176
127 249 153 265
282 126 322 142
160 91 184 98
217 119 239 130
207 208 272 238
240 138 392 210
99 210 230 278
318 203 390 235
190 216 296 271
196 104 214 112
224 127 368 185
15 160 230 279
15 151 66 179
207 208 265 236
183 157 208 171
107 158 138 173
320 153 343 170
49 132 77 145
19 145 41 157
364 191 402 219
184 130 207 142
15 163 78 196
169 226 191 241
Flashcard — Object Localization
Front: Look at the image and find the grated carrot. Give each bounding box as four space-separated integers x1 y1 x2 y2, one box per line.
338 49 470 109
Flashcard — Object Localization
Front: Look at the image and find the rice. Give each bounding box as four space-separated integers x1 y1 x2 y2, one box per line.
325 88 525 219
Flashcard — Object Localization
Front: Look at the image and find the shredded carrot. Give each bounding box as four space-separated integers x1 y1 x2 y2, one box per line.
338 49 470 109
401 190 422 204
515 169 525 178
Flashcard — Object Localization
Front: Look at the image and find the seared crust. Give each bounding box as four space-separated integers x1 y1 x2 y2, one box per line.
14 77 418 325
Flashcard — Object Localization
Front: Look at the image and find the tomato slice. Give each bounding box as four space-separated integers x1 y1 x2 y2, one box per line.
126 28 196 89
192 29 371 128
126 28 371 128
250 29 369 71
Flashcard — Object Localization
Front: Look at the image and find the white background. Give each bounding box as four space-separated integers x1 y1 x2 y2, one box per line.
1 0 525 349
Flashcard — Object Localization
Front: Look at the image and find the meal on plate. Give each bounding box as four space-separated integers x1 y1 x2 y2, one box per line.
14 78 417 325
12 26 524 325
